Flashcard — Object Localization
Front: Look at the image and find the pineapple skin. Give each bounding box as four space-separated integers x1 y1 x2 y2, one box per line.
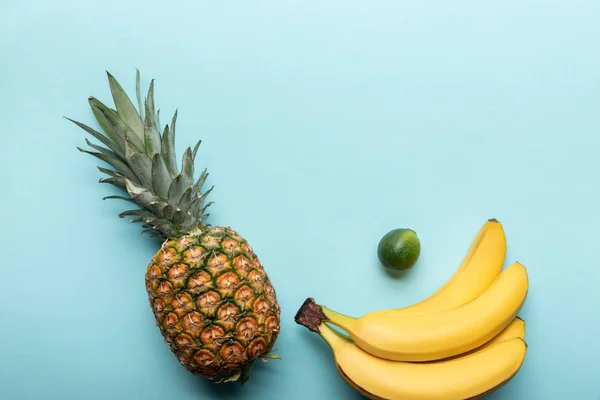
145 226 281 381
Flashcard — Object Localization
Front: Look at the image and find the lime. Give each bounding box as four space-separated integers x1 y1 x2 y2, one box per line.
377 228 421 271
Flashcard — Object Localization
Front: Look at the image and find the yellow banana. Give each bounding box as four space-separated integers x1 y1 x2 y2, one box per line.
335 315 525 351
315 262 528 362
399 218 506 314
319 323 527 400
442 316 525 362
482 316 525 348
332 317 525 400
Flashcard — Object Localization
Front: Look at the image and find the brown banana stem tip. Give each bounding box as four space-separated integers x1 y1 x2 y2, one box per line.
294 298 328 333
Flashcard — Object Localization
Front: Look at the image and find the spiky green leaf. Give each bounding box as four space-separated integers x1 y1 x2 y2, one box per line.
161 111 178 175
99 176 126 190
77 147 138 183
103 195 137 203
156 222 173 235
119 209 154 218
94 99 146 153
178 187 194 210
76 71 213 239
97 166 121 178
151 153 171 198
107 71 145 141
172 209 187 225
145 79 157 130
192 168 209 197
191 140 201 160
181 147 194 185
179 213 197 231
190 186 214 216
261 353 282 360
135 69 144 121
124 140 153 189
167 174 186 205
84 139 118 159
67 117 124 158
125 178 160 206
162 204 177 221
146 201 170 219
89 97 122 148
144 126 161 156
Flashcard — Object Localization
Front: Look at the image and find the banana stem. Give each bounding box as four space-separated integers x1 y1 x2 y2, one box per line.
320 306 356 331
319 322 345 348
295 298 357 336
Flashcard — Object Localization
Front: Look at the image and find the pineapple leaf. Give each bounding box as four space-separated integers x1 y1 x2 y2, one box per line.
89 97 123 148
125 178 160 206
107 71 145 141
128 153 153 190
189 186 214 216
172 209 187 225
95 99 146 153
97 166 120 178
75 71 214 239
66 117 125 158
142 80 162 156
145 79 157 131
144 126 162 156
133 215 158 225
119 209 154 218
192 168 209 197
156 222 173 235
161 111 178 176
162 204 177 221
200 201 214 215
99 176 126 190
261 353 282 360
239 362 255 386
84 138 119 159
167 174 186 205
191 140 201 160
103 195 137 203
77 147 139 183
125 140 153 189
179 214 197 231
146 201 169 219
135 69 144 121
151 153 171 199
178 187 194 210
181 147 194 184
223 370 243 384
141 227 162 238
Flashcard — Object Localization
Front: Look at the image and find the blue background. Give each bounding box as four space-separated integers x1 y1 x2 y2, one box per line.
1 1 599 399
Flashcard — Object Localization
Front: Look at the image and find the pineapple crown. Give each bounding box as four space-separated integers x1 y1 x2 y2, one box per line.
68 71 214 241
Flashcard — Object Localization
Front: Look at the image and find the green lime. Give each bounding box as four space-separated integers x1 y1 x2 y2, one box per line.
377 228 421 271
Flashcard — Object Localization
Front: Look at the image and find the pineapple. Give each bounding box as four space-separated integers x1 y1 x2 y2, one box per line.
69 71 281 384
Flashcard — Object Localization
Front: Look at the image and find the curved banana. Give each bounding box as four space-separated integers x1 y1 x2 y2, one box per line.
315 262 528 362
319 323 527 400
336 314 525 352
334 316 526 400
444 316 525 361
483 316 525 348
399 218 506 314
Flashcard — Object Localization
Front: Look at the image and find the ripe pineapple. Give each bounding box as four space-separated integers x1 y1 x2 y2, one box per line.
69 71 281 384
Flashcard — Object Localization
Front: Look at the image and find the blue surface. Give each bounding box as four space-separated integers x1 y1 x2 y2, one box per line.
1 1 600 399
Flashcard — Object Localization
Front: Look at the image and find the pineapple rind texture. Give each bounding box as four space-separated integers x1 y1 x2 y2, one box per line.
146 227 281 381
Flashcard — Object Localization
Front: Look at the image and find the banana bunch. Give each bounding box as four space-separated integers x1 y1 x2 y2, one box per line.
295 219 529 400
